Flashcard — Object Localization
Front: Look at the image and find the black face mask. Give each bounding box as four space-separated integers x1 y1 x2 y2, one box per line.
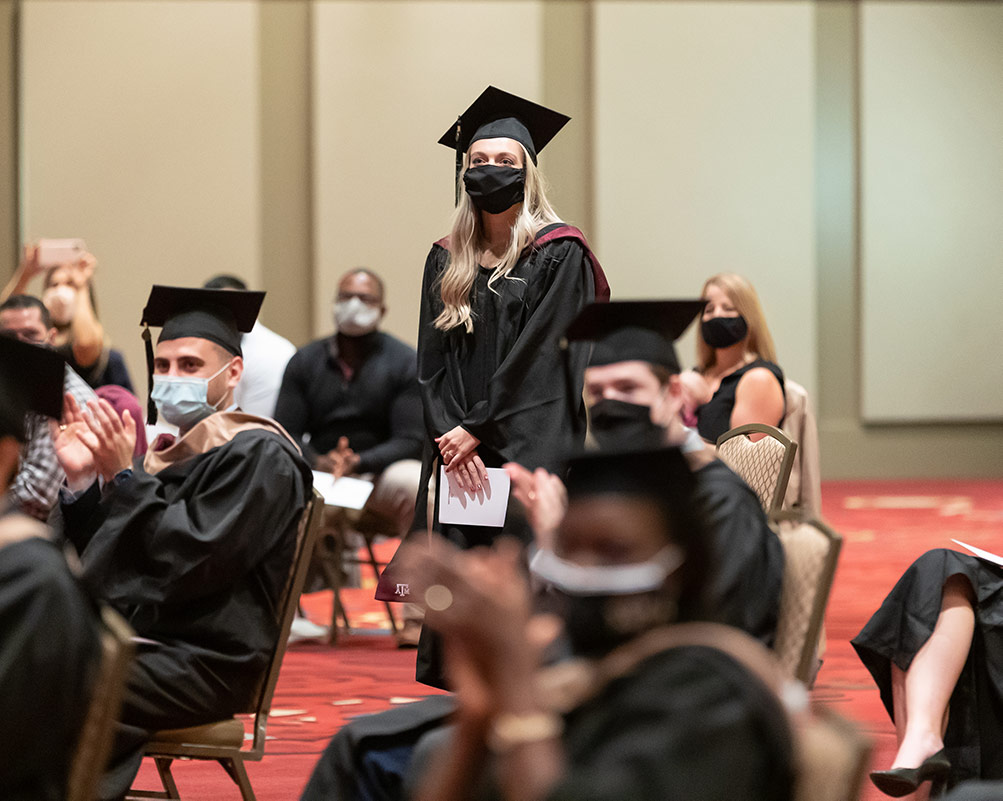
589 398 665 450
463 165 526 214
701 315 748 348
559 590 677 658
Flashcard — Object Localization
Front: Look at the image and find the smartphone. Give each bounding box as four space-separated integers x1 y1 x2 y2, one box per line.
36 238 87 268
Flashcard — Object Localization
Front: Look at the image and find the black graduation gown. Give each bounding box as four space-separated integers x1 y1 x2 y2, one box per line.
412 233 598 548
694 459 784 646
547 645 794 801
0 532 100 801
852 549 1003 787
302 646 793 801
61 427 312 798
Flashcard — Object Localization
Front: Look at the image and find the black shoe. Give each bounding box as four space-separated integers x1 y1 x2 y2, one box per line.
869 749 951 797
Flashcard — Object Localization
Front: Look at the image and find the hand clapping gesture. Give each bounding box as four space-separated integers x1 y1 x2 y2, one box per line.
52 394 136 490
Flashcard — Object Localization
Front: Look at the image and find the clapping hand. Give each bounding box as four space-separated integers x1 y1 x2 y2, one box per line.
504 463 567 552
52 394 136 489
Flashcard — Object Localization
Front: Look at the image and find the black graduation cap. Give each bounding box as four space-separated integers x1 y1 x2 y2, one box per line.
139 285 264 423
565 445 694 504
439 86 570 201
438 86 570 164
0 334 66 439
565 299 706 373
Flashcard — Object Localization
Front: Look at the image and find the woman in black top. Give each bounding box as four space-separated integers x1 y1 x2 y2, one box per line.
681 273 785 443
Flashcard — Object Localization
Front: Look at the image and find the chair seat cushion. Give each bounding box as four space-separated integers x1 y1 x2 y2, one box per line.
148 718 246 748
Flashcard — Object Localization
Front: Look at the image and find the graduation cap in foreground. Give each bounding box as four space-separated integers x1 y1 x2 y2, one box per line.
0 334 66 440
565 299 706 373
139 285 264 423
439 86 570 198
564 444 693 503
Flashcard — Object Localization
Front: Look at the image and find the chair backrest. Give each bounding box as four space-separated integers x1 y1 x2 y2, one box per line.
716 423 797 515
772 517 842 684
243 488 325 756
794 704 871 801
66 605 135 801
780 379 822 519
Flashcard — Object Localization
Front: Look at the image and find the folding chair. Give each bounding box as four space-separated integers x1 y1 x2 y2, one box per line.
716 423 797 516
126 490 325 801
67 606 135 801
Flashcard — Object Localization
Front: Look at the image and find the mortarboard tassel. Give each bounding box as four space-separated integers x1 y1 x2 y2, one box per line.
142 324 157 425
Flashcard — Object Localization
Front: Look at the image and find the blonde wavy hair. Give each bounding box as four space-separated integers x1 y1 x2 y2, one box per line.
696 273 778 372
434 144 561 333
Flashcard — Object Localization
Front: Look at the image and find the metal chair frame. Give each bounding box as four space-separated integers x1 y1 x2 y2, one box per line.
126 490 325 801
67 605 135 801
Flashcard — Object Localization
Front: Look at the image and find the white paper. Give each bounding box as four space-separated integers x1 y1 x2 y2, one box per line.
311 471 374 510
438 466 510 527
951 539 1003 567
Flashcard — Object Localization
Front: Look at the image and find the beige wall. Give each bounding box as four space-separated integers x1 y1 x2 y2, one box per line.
19 0 262 391
859 1 1003 422
594 1 817 401
10 0 1003 478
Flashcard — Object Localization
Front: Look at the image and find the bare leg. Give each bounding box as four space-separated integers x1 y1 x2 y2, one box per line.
888 575 976 769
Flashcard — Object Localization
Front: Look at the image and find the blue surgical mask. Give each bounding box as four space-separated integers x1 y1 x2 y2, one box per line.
151 361 231 430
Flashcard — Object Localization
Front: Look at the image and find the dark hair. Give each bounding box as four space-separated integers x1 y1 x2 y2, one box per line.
0 294 52 329
203 274 248 291
648 364 674 386
339 268 385 302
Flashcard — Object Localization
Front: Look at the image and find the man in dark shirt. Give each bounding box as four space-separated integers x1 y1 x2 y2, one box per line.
275 269 424 642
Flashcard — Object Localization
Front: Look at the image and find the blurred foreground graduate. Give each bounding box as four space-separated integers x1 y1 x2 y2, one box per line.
0 335 101 801
302 447 794 801
52 286 312 800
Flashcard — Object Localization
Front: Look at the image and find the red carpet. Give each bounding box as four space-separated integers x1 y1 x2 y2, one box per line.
130 480 1003 800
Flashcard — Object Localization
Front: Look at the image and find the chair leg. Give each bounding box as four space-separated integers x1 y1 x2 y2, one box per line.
155 757 180 799
219 756 256 801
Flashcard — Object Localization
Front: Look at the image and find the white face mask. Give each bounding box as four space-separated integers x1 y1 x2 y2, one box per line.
334 297 381 337
43 285 77 326
150 361 231 429
529 545 685 597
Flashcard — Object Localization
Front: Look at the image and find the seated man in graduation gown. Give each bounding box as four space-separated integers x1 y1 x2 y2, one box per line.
0 335 101 801
519 299 784 646
53 285 313 801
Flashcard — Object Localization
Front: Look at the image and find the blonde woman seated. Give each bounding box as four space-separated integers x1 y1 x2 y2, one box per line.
679 273 785 443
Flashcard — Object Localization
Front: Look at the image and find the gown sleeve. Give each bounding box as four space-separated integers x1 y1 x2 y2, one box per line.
63 432 308 606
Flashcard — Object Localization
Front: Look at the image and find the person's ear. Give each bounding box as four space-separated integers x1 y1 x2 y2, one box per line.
226 356 244 388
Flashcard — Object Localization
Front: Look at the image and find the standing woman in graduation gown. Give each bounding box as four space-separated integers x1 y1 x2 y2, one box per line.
413 87 609 550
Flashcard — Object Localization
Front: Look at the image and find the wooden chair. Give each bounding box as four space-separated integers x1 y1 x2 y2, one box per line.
716 423 797 516
126 490 325 801
771 517 843 685
67 606 135 801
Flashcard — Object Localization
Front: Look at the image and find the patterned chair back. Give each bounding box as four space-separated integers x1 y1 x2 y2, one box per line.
716 423 797 515
772 518 842 684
